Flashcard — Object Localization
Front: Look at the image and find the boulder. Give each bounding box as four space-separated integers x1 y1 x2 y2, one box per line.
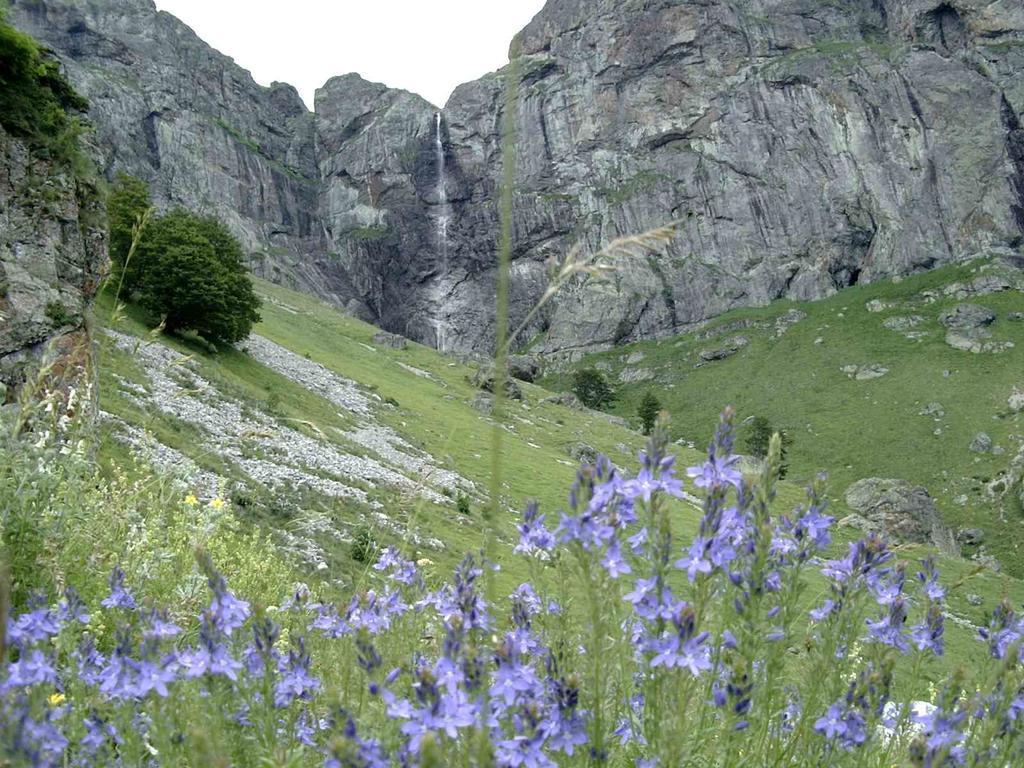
919 402 945 418
507 354 541 383
772 310 807 338
603 414 631 429
841 364 890 381
956 528 986 547
699 335 749 362
969 433 993 453
938 303 996 330
844 478 958 554
372 331 408 350
471 366 523 400
541 392 584 410
619 366 655 383
1009 388 1024 414
883 315 925 333
470 392 493 414
568 443 598 464
0 125 105 400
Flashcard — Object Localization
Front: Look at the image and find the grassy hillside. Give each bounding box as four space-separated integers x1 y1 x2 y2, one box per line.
7 266 1024 766
544 258 1024 576
88 272 1024 675
93 278 668 594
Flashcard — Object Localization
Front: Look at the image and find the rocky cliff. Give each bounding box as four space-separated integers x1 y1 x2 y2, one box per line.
0 123 106 398
11 0 1024 355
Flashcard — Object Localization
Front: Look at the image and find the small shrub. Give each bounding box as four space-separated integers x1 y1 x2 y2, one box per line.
350 525 378 564
265 391 281 414
456 492 471 516
44 300 72 327
230 488 255 509
572 368 615 410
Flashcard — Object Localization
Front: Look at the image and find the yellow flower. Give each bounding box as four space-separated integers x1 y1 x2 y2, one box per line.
48 693 66 707
209 497 226 510
184 493 199 507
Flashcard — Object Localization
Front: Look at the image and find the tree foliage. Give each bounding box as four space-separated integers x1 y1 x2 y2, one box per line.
0 8 88 161
572 368 614 410
638 391 662 435
130 209 261 345
107 176 260 344
108 173 152 280
744 415 791 478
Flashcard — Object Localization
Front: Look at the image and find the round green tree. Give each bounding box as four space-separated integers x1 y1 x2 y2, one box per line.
132 209 261 345
572 368 614 410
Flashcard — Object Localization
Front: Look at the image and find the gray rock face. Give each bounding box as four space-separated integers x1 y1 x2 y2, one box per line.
0 125 106 395
12 0 1024 355
844 477 958 554
937 302 1014 353
939 303 997 330
8 0 328 293
508 354 541 383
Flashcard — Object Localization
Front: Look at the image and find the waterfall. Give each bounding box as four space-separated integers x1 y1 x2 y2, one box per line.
434 112 450 259
433 112 451 352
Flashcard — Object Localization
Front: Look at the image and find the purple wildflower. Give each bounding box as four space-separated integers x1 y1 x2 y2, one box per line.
274 638 320 708
101 566 136 610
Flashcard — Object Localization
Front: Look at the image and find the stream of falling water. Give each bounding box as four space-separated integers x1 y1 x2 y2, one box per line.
434 112 451 352
435 111 450 257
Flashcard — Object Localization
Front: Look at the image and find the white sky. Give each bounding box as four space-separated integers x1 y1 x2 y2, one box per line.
154 0 548 109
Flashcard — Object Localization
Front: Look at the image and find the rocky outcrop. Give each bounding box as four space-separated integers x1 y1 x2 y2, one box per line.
844 477 958 555
7 0 327 293
0 124 106 398
440 0 1024 353
12 0 1024 355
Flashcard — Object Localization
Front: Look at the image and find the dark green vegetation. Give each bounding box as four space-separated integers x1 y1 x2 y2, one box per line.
0 7 88 166
108 176 262 345
572 367 615 410
107 173 151 275
638 391 661 435
545 259 1024 575
745 415 792 478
